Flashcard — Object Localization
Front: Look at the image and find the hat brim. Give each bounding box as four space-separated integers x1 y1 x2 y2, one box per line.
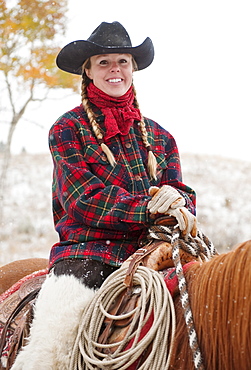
56 37 154 75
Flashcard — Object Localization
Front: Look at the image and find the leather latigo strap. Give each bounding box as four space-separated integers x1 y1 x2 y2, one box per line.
123 241 164 287
98 286 141 351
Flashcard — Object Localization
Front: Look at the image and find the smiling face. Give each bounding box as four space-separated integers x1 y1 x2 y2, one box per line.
85 53 135 97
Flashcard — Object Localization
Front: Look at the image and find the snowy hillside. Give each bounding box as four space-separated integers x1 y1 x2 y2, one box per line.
0 152 250 266
180 153 251 251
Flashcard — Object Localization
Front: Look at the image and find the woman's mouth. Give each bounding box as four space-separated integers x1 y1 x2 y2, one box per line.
107 78 122 83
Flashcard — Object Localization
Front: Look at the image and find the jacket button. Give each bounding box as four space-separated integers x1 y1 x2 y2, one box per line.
135 175 142 181
125 143 131 148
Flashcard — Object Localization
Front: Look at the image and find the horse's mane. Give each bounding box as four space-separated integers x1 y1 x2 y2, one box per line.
170 240 251 370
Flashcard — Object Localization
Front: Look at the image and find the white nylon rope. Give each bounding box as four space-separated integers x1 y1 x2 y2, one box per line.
70 266 176 370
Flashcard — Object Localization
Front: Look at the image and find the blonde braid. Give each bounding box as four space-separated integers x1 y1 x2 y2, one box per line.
81 77 116 167
132 85 157 181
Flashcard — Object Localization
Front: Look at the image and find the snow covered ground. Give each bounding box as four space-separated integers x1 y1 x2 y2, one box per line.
0 152 250 266
180 152 251 251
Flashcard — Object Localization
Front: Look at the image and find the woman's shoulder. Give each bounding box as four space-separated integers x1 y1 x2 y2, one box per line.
56 105 87 123
143 116 174 138
50 105 89 131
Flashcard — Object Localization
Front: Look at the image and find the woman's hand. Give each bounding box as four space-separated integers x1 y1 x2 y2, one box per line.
147 185 185 214
166 207 197 238
148 185 197 238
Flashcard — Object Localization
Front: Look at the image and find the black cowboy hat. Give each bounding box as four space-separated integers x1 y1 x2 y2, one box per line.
56 21 154 75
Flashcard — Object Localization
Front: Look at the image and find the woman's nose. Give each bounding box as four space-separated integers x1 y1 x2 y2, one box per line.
110 62 120 72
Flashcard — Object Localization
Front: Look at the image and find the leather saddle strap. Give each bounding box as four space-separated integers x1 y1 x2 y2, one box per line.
99 240 170 347
6 308 31 370
98 288 134 345
99 240 164 345
0 288 40 357
124 241 164 287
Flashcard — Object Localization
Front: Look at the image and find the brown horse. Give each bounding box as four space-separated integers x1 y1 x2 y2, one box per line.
170 240 251 370
1 242 250 369
70 240 251 370
0 258 48 295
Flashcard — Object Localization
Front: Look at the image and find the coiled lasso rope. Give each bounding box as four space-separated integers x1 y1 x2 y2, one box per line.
148 223 218 370
70 265 176 370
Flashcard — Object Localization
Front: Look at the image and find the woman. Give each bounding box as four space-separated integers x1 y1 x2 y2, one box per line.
12 21 196 369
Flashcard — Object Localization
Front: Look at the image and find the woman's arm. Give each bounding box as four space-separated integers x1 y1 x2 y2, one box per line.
49 119 151 232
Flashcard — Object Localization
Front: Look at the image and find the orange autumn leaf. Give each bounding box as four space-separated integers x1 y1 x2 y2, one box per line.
0 0 80 160
0 0 79 92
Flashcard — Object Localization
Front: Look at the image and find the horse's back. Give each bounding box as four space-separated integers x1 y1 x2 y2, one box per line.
0 258 48 295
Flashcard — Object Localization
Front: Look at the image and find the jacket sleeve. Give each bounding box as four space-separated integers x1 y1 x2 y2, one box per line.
161 137 196 215
147 118 196 215
49 120 151 232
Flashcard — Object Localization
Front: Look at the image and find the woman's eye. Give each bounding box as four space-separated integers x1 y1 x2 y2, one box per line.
98 58 129 65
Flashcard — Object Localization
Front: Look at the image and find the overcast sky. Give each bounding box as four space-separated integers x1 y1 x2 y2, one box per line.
9 0 251 162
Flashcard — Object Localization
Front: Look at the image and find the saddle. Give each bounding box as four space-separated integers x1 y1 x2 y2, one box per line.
97 217 199 362
0 271 47 370
0 218 198 368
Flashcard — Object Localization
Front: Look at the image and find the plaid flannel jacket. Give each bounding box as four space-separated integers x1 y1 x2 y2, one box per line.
48 104 196 268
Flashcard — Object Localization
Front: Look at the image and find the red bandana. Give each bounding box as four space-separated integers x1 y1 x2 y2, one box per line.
87 83 141 140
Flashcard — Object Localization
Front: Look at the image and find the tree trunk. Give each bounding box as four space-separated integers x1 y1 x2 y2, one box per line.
0 96 33 224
